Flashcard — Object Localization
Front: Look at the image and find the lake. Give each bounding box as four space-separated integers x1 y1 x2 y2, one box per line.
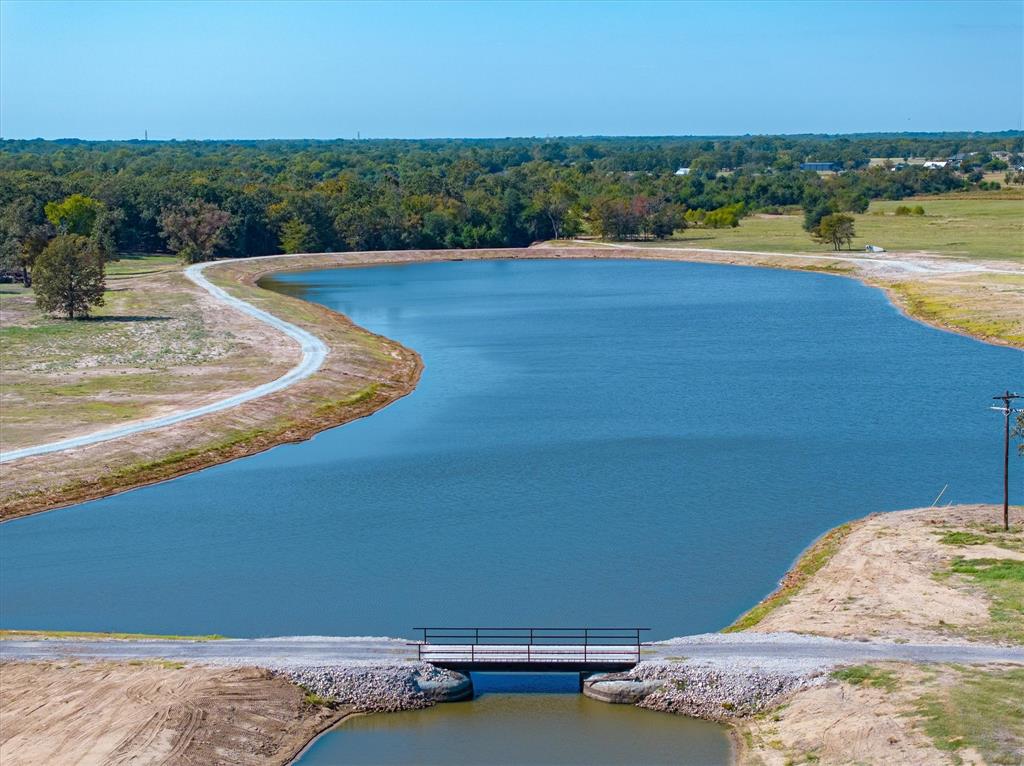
1 259 1019 639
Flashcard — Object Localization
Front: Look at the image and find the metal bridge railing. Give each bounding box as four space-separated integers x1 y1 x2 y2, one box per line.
411 627 651 664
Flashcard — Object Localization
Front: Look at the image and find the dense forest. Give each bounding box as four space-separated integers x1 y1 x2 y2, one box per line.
1 132 1021 266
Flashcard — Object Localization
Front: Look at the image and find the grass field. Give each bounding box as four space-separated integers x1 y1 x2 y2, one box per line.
647 192 1024 262
0 253 296 450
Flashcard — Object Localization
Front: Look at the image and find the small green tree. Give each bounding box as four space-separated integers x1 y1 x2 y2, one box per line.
279 217 315 253
31 235 106 319
44 194 104 235
911 205 925 216
812 213 856 251
703 203 744 229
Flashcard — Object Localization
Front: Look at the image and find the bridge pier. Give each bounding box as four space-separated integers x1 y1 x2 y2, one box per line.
415 670 474 702
581 672 665 704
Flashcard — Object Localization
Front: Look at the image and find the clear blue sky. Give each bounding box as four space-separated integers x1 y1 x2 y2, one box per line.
2 0 1021 140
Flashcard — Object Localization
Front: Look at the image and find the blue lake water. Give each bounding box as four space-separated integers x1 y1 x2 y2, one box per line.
1 259 1019 639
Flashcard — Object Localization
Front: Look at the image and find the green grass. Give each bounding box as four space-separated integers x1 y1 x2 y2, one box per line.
937 558 1024 643
299 685 337 707
611 194 1024 262
939 531 996 546
913 667 1024 765
5 373 167 398
938 528 1024 552
105 253 179 277
830 664 900 692
110 426 272 480
724 522 855 632
0 629 225 641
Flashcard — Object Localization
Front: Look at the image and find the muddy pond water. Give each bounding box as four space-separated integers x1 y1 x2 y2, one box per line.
295 673 731 765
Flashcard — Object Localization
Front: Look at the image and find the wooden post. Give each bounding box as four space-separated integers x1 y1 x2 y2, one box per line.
993 391 1020 532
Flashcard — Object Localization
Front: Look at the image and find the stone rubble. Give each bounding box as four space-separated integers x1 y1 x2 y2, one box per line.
274 662 466 712
625 661 828 720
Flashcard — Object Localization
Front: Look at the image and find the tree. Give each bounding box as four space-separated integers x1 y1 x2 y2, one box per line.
31 235 105 319
1014 410 1024 456
812 213 856 250
703 203 744 229
0 198 54 286
802 200 834 232
91 207 124 261
159 200 232 263
44 194 104 235
279 217 316 253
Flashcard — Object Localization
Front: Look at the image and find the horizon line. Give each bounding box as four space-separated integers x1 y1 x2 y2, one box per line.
3 129 1024 144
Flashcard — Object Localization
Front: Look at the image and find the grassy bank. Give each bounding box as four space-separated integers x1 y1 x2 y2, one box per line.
651 192 1024 262
740 662 1024 765
0 629 224 641
723 522 856 632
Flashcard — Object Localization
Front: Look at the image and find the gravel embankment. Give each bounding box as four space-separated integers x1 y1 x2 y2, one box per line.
627 661 827 721
277 662 466 712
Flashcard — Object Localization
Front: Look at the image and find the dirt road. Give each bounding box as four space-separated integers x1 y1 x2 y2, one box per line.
0 661 347 766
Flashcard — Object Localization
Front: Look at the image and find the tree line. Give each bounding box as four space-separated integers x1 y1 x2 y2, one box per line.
1 133 1019 317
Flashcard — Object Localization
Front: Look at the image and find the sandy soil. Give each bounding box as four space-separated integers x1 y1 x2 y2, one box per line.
0 661 347 766
733 506 1023 765
2 246 1020 521
737 663 997 766
748 505 1023 643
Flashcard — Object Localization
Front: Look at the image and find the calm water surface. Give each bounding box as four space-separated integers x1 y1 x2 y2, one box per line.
296 674 730 766
1 260 1019 638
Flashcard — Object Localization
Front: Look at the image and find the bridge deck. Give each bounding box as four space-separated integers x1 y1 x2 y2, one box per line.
414 627 648 672
420 646 641 672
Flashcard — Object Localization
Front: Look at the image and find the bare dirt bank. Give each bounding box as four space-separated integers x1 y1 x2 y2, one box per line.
0 661 349 766
726 504 1023 765
2 246 1020 521
732 504 1024 645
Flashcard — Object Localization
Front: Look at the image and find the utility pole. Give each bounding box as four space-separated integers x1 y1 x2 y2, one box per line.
992 390 1021 531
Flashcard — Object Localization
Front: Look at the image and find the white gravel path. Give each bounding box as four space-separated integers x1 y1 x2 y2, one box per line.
0 256 328 464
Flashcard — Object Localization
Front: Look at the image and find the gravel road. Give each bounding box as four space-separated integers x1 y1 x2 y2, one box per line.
3 632 1021 671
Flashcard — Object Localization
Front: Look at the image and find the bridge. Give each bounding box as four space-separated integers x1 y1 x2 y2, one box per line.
412 627 650 672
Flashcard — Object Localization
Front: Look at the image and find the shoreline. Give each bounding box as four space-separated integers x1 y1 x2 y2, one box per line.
2 246 1020 522
3 505 1021 765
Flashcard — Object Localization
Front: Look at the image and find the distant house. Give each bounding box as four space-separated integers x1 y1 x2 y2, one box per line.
674 167 691 176
869 157 908 171
800 162 839 172
923 160 948 169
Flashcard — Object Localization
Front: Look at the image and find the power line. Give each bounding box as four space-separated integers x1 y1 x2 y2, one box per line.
991 390 1021 531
